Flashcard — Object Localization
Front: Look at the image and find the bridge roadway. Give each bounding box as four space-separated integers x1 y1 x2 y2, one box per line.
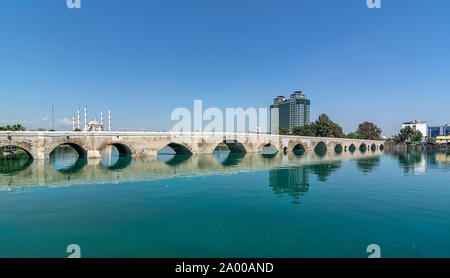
0 131 385 160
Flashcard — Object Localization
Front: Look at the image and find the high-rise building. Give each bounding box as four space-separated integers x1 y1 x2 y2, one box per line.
289 91 311 131
428 124 450 139
270 91 310 134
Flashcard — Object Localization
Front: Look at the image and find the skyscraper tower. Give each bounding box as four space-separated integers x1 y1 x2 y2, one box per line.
72 113 75 131
270 90 311 133
108 107 111 132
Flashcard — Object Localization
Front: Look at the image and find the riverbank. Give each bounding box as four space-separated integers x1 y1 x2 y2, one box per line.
385 142 449 153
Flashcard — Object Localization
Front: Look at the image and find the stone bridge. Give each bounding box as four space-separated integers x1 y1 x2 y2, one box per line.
0 131 385 160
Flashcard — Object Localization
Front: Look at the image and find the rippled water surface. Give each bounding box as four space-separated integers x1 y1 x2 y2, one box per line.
0 147 449 258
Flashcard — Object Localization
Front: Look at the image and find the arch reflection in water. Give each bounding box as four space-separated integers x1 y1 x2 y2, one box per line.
158 154 192 166
0 159 33 175
49 145 86 173
213 152 246 166
1 149 385 191
101 145 132 170
261 153 277 159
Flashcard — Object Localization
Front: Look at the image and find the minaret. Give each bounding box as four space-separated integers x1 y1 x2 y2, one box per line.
108 107 111 132
101 112 103 131
77 106 80 130
72 113 75 131
84 105 87 131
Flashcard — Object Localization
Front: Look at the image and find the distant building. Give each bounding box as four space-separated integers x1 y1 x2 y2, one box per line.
270 96 290 134
289 91 311 131
401 121 428 141
428 124 450 139
270 91 311 134
85 119 104 132
73 106 112 132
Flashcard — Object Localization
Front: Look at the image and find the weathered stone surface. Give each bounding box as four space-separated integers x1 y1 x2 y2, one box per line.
0 131 385 159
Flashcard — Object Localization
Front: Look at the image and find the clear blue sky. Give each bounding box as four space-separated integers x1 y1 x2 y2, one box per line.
0 0 449 136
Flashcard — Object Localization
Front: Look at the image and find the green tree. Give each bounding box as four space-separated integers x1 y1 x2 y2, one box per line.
11 124 25 131
315 114 333 137
292 123 316 136
292 114 345 138
356 122 382 140
398 126 414 142
346 132 359 139
0 124 25 131
411 130 423 142
330 122 345 138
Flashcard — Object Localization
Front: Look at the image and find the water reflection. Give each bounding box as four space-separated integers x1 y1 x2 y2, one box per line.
261 153 277 159
307 161 342 182
0 159 33 175
356 156 381 174
158 154 192 166
0 148 418 192
269 167 309 204
391 151 426 175
213 152 246 166
107 156 132 170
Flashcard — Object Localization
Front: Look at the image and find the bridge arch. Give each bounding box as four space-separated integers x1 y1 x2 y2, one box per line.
260 143 278 155
334 143 343 154
0 145 34 160
370 143 377 152
105 143 132 156
159 142 193 155
52 158 87 174
380 144 384 151
49 143 87 158
359 143 367 152
292 143 306 155
314 141 327 156
349 144 356 153
222 140 247 153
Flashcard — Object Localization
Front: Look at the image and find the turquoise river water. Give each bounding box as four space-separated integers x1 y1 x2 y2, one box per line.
0 147 449 258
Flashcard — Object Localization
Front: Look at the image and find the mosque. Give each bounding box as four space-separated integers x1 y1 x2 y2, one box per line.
72 106 111 132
